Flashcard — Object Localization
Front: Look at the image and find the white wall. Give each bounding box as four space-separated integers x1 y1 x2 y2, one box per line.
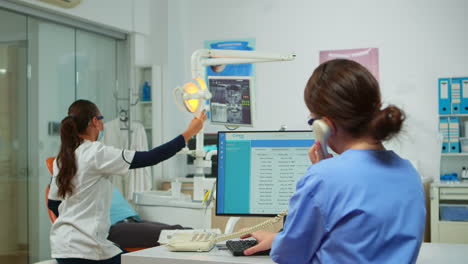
14 0 153 64
159 0 468 179
14 0 468 180
14 0 149 34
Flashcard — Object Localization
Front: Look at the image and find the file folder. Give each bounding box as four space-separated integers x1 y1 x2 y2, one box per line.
449 117 460 153
451 78 462 114
438 78 451 114
461 77 468 114
440 117 449 153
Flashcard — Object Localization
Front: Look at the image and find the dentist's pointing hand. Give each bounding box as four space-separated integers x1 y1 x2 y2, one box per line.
182 110 207 141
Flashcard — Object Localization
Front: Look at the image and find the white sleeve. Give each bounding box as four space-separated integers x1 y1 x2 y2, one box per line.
92 142 136 176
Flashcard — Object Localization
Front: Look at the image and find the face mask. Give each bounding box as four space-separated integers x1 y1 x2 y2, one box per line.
98 129 104 141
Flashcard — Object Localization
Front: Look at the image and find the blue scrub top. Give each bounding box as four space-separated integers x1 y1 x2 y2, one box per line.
110 187 140 225
271 149 426 264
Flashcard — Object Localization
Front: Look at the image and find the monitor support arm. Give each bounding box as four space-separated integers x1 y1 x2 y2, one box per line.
191 49 296 80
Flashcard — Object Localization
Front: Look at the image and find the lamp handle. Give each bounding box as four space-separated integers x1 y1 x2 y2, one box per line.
173 86 189 112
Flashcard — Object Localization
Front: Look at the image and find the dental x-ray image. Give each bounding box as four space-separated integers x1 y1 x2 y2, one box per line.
208 76 253 126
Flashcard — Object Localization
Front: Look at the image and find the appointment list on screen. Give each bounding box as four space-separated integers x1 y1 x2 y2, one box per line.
217 132 314 215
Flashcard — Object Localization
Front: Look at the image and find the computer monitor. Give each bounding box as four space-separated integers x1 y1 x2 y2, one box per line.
216 130 314 217
209 76 253 127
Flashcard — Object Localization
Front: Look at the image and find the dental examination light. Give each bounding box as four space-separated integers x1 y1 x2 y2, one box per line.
174 77 211 114
174 48 296 200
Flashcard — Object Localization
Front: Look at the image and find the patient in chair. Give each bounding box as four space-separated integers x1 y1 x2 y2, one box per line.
48 187 187 249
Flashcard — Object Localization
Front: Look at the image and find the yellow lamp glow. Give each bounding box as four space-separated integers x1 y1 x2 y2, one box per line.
182 78 207 113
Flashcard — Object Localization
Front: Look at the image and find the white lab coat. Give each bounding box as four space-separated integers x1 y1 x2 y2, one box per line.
101 118 151 200
48 140 135 260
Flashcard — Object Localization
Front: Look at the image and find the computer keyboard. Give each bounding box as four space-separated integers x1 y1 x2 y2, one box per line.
225 240 271 256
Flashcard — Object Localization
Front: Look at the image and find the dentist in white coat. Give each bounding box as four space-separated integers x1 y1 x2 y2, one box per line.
49 99 206 264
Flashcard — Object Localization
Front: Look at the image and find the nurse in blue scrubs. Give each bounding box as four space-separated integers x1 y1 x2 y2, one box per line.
243 59 426 264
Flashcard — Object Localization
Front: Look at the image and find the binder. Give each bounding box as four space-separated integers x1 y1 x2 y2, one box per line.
448 117 460 153
438 78 451 114
451 78 462 114
440 117 449 153
461 77 468 114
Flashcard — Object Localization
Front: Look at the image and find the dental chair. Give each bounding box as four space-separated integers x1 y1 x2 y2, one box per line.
45 157 57 223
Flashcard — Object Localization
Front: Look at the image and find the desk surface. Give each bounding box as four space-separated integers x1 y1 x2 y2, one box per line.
122 244 273 264
417 243 468 263
122 242 468 264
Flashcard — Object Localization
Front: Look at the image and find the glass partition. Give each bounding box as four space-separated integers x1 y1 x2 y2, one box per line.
0 8 28 264
0 7 127 263
76 29 118 121
27 17 77 262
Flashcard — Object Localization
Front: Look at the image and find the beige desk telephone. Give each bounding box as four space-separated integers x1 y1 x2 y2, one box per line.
166 209 288 252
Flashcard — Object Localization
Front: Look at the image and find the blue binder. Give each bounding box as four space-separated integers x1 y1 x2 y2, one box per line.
461 77 468 114
451 78 462 114
440 117 449 153
449 117 460 153
438 78 451 114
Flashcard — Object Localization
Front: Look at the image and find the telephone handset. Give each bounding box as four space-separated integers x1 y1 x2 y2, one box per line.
166 209 288 252
312 119 331 156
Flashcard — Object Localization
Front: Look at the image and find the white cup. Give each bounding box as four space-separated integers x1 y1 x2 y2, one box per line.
171 180 182 198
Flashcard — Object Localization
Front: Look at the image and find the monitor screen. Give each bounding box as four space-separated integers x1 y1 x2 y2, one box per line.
209 76 253 127
217 131 314 216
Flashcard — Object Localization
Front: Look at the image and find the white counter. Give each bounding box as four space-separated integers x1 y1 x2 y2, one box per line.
416 243 468 263
133 191 212 229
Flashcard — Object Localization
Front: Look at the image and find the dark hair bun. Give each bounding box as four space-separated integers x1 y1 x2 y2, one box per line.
369 105 405 141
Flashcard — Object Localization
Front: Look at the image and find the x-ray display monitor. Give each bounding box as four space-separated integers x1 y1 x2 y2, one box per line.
209 76 253 127
217 131 314 216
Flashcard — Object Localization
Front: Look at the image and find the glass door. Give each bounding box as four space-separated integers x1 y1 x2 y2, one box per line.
76 29 118 121
27 17 76 262
0 9 28 264
0 7 127 263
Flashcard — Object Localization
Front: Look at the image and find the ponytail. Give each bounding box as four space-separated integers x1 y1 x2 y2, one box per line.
368 105 405 141
56 99 99 198
56 116 82 198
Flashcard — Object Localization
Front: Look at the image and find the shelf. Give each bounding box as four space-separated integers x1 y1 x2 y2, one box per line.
442 153 468 157
439 221 468 226
439 114 468 117
138 101 152 105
